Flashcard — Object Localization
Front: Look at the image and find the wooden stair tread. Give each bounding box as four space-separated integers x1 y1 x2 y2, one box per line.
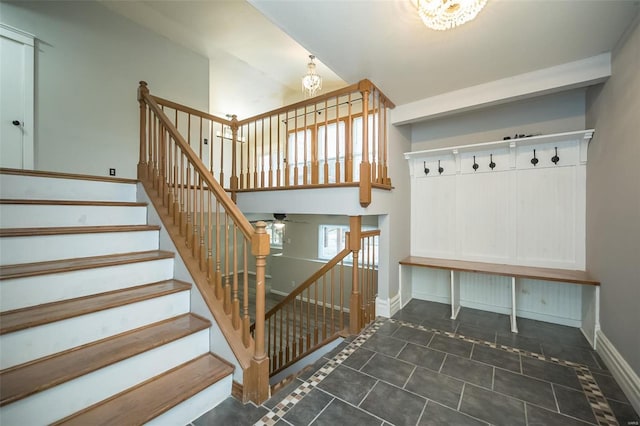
0 250 174 280
0 314 211 406
0 225 160 237
0 167 138 184
0 199 147 207
55 354 234 426
0 280 191 335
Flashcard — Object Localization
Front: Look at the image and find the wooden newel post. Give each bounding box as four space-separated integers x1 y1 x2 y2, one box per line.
230 115 239 202
245 221 270 403
349 216 362 334
137 81 149 180
358 81 372 207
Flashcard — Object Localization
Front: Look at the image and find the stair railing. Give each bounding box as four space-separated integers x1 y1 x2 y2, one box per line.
257 217 380 376
137 82 269 404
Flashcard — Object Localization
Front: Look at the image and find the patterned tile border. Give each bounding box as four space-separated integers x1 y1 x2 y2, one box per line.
391 318 618 426
254 317 619 426
254 321 383 425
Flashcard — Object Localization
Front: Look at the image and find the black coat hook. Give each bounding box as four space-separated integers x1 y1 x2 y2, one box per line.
531 149 539 166
438 160 444 175
423 161 429 175
489 154 496 170
472 155 479 171
551 147 560 165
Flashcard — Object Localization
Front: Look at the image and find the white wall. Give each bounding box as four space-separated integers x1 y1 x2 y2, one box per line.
410 89 585 151
0 1 209 179
585 17 640 375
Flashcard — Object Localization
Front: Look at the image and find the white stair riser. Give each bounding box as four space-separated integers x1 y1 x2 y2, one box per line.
147 374 233 426
0 230 159 265
0 204 147 228
1 259 175 311
0 291 190 370
0 330 209 426
0 175 137 202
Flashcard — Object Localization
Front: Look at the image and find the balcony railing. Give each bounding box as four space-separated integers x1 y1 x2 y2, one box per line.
148 79 395 207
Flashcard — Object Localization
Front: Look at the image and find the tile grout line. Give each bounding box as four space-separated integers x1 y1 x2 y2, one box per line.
253 320 384 426
390 318 619 426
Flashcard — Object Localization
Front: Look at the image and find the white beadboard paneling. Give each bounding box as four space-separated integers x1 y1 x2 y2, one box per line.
516 279 582 327
411 175 456 257
411 267 451 304
459 272 513 314
456 172 511 261
516 167 577 267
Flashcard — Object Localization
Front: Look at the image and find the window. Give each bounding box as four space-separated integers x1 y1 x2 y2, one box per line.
317 120 346 183
318 224 378 264
265 222 284 249
287 129 312 185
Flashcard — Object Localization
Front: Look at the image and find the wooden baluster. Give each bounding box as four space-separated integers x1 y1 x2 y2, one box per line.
306 286 311 351
314 282 319 346
232 223 240 329
243 242 250 347
311 102 319 185
339 260 344 332
276 113 281 187
224 213 231 315
215 200 223 300
303 106 309 185
253 121 258 188
323 99 329 184
220 122 225 187
286 301 292 364
278 299 284 367
268 116 273 187
322 274 327 340
284 114 290 186
207 191 214 284
346 92 353 182
261 118 267 188
335 96 341 184
186 166 193 245
330 268 335 334
294 112 299 186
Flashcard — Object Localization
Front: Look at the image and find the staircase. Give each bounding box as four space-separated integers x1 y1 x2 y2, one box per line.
0 169 234 425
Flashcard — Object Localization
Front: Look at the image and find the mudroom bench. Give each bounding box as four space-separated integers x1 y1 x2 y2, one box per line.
399 256 600 343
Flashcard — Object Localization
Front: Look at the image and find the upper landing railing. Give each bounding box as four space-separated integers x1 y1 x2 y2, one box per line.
143 79 395 207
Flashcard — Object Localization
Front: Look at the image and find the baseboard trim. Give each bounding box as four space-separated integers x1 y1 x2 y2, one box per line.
596 329 640 415
231 380 243 401
376 294 401 318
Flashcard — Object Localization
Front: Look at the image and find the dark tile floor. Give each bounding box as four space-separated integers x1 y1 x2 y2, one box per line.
193 300 640 426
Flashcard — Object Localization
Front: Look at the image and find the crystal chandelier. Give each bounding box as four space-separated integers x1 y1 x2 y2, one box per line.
416 0 488 31
301 55 322 97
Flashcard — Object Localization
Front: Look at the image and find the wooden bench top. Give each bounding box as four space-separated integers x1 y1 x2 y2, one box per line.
399 256 599 286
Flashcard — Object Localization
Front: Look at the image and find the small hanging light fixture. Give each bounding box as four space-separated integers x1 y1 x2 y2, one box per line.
301 54 322 98
416 0 488 31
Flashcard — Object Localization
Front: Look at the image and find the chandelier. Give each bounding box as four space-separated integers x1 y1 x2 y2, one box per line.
416 0 488 31
301 55 322 97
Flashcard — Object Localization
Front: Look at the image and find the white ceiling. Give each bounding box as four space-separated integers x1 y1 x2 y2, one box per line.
105 0 639 108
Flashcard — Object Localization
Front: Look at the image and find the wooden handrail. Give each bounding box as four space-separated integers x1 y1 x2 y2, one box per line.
152 95 234 127
139 84 254 239
265 247 351 318
138 81 269 404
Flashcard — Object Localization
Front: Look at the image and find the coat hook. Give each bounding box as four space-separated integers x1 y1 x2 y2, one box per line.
489 154 496 170
531 149 539 166
423 161 429 175
472 155 479 171
551 147 560 165
438 160 444 175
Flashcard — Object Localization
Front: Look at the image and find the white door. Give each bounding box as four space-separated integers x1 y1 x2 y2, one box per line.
0 24 34 169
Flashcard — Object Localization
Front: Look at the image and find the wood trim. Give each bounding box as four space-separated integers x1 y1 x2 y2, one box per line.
139 180 254 370
0 225 160 238
231 380 243 401
0 168 138 184
52 353 233 426
399 256 600 286
0 313 210 406
139 91 255 239
0 280 191 335
0 199 147 207
0 250 174 280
